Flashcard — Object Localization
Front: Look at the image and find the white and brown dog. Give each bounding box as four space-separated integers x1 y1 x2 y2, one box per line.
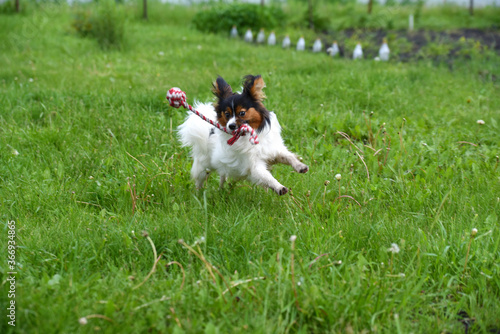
178 75 308 195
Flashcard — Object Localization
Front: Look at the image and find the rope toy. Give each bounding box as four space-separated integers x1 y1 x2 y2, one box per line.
166 87 259 146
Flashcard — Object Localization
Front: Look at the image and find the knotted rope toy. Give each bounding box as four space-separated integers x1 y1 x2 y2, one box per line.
166 87 259 145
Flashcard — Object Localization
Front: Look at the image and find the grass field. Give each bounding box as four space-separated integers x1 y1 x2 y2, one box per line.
1 2 500 333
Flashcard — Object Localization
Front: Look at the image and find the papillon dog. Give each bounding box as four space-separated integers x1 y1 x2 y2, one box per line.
178 75 308 195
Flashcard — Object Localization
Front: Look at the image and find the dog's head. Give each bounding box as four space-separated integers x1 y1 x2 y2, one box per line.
212 75 271 133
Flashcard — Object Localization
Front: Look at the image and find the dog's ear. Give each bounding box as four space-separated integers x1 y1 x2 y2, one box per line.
212 76 233 103
243 75 266 102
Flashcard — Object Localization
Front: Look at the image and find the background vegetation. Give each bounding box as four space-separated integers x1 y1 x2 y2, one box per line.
72 0 126 50
193 3 286 33
193 0 500 32
0 1 499 333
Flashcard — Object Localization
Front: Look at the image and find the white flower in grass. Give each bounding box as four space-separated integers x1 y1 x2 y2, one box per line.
476 120 485 125
335 174 342 181
388 243 400 253
79 317 88 325
158 51 164 56
194 236 206 245
471 228 478 236
399 273 405 278
298 277 304 286
290 235 297 242
7 144 19 155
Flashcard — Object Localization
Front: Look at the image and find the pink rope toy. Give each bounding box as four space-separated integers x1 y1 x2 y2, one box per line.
166 87 259 146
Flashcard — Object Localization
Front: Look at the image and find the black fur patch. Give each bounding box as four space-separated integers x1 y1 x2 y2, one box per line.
212 75 271 133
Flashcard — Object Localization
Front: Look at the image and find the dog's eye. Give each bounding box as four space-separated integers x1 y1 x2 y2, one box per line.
239 111 246 117
225 112 230 118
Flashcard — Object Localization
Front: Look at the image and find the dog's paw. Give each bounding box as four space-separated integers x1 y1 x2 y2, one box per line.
277 186 289 196
297 163 309 174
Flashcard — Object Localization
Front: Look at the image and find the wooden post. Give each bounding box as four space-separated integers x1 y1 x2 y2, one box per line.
143 0 148 20
15 0 20 13
469 0 474 15
368 0 373 14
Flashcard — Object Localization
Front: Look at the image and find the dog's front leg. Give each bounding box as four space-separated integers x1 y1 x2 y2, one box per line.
274 152 309 174
249 164 288 195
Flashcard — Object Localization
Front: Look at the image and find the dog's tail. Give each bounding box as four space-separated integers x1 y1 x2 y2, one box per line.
177 103 216 158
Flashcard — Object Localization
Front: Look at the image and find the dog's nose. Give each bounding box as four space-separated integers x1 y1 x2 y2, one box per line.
228 123 237 131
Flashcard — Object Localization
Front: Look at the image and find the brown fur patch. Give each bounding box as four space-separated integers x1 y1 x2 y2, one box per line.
217 107 232 127
243 75 267 102
249 76 266 102
236 107 263 130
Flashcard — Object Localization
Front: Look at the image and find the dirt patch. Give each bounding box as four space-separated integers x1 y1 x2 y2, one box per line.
320 28 500 61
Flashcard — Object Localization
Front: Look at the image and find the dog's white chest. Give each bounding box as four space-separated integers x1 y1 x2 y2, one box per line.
211 137 260 178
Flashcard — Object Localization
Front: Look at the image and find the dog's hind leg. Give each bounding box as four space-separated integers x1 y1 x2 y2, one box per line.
249 164 288 195
219 175 226 189
274 152 309 174
191 160 210 189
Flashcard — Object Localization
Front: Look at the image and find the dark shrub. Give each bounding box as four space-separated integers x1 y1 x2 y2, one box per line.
302 9 331 31
72 0 126 50
72 10 94 38
193 4 286 34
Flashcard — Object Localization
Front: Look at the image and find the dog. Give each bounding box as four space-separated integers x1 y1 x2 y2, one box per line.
178 75 308 195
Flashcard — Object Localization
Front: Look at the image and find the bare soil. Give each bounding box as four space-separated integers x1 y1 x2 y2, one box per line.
322 28 500 61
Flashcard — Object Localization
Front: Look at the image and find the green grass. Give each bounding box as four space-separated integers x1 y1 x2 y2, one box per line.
1 3 500 333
